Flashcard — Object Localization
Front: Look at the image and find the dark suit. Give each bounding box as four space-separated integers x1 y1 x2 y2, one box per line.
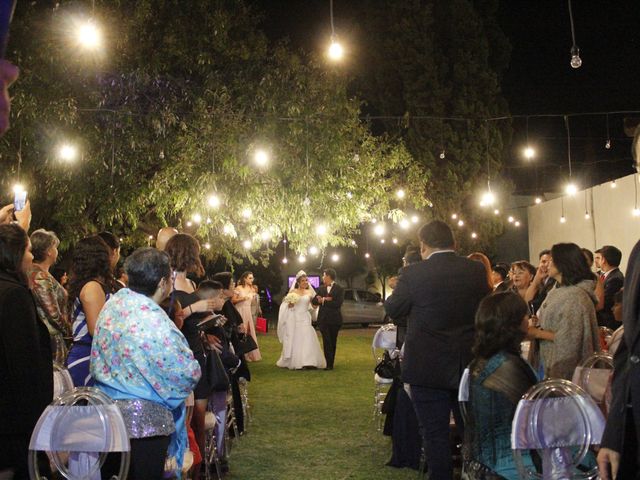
597 268 624 329
384 251 491 480
312 282 344 369
493 281 509 292
601 241 640 477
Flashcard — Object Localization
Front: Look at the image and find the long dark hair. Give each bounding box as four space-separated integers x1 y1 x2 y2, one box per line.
238 271 253 287
68 236 112 303
0 224 29 283
471 291 528 361
551 243 593 286
165 234 204 277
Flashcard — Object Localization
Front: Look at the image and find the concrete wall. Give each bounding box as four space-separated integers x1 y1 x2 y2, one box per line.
528 173 640 272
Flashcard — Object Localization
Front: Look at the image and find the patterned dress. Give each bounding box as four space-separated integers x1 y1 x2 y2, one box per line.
66 286 110 387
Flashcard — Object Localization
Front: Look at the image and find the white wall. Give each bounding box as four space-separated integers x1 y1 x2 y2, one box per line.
528 173 640 273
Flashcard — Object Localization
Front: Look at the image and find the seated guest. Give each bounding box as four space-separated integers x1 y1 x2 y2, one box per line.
0 224 53 478
528 243 600 380
28 229 70 361
491 264 509 292
66 236 113 386
468 252 494 292
91 247 200 478
465 291 537 479
510 260 536 299
525 250 556 313
596 245 625 329
97 231 122 292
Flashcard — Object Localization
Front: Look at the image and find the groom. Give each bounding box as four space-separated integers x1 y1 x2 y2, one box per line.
312 268 344 370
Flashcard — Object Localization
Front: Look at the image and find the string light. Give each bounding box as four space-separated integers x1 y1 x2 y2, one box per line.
241 208 252 219
351 240 357 246
316 224 328 236
535 197 542 204
396 189 406 199
493 209 500 215
471 232 477 239
507 216 514 223
567 0 582 68
331 253 340 262
298 254 306 263
451 213 458 220
76 20 102 50
192 213 202 223
254 149 269 167
282 257 289 264
514 221 521 227
204 242 211 250
243 240 252 249
439 150 446 160
373 224 385 236
380 239 386 244
186 221 193 227
327 0 344 61
208 195 221 208
58 144 78 162
457 219 464 227
611 180 617 188
392 238 398 244
399 219 410 229
365 252 370 259
222 224 235 236
411 215 419 224
309 246 319 255
260 230 272 241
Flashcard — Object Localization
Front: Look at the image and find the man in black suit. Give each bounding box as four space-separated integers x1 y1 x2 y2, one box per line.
597 245 625 329
312 268 344 370
384 220 491 480
598 239 640 479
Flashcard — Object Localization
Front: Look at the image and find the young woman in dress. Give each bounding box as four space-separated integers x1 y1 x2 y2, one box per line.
276 272 326 370
233 271 262 361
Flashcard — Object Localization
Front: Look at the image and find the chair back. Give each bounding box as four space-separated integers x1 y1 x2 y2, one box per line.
457 367 470 424
371 323 397 363
572 352 614 416
29 387 131 480
52 362 74 401
511 378 604 480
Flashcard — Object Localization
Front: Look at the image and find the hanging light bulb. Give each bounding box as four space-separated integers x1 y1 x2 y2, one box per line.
535 197 542 204
396 189 406 199
632 208 640 217
570 46 582 69
241 208 252 219
605 139 611 149
457 219 464 227
451 213 458 220
584 211 590 219
282 257 288 264
204 242 211 250
208 194 221 208
392 238 398 244
351 240 357 246
523 147 535 160
260 230 272 241
565 183 578 196
186 221 193 227
76 20 102 50
298 254 306 263
411 215 419 224
309 246 319 255
346 191 353 199
242 240 252 249
493 209 500 215
254 149 269 167
364 252 370 259
399 219 410 229
58 143 78 162
507 216 514 223
192 213 202 224
331 253 340 262
611 180 617 189
328 39 344 61
380 239 386 244
471 232 478 239
480 190 496 207
373 224 385 236
514 221 521 227
560 216 567 223
439 149 446 159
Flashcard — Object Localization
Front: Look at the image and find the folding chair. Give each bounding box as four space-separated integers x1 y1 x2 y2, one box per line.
572 352 614 417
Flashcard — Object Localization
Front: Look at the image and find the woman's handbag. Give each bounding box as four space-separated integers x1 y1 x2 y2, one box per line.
256 317 268 333
206 348 230 392
374 351 397 379
235 333 259 356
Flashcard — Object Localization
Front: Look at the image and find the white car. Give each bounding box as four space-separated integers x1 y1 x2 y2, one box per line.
341 289 387 327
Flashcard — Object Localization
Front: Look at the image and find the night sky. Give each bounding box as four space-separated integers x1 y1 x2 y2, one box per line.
257 0 640 195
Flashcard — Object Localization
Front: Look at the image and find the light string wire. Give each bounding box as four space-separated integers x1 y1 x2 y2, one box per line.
568 0 578 48
329 0 335 37
564 115 572 178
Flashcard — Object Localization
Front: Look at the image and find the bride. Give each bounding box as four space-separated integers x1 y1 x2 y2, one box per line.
276 271 327 370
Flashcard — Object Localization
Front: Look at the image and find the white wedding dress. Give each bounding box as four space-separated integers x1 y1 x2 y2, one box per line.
276 293 327 370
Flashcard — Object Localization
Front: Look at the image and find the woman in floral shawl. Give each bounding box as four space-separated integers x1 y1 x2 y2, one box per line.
90 247 200 478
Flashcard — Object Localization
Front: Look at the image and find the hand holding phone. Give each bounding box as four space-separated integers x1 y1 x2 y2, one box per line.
13 188 26 212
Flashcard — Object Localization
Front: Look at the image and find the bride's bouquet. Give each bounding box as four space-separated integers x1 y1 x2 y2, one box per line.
283 292 301 305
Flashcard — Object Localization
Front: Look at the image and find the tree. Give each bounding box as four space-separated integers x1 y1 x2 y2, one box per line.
2 0 431 263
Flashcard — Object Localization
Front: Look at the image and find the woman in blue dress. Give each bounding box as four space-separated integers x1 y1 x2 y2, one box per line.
65 236 112 386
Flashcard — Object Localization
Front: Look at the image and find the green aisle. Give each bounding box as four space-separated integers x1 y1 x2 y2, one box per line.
226 328 417 480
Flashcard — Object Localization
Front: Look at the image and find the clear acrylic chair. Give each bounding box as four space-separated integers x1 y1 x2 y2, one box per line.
371 324 397 431
203 401 223 480
29 387 131 480
572 352 614 417
511 378 604 480
52 362 74 401
238 377 252 424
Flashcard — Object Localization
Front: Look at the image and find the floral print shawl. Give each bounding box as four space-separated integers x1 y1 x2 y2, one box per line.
90 288 201 477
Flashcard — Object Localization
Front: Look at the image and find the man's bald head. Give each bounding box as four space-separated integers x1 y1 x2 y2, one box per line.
156 227 179 251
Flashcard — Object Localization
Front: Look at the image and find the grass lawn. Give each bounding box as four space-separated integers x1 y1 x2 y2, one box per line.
226 327 417 480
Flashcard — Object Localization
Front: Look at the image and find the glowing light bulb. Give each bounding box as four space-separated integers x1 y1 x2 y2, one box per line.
58 144 78 162
260 230 271 241
192 213 202 223
351 240 357 246
331 253 340 262
514 221 521 227
493 209 500 215
328 40 344 61
148 235 153 240
346 192 353 199
396 189 406 199
457 219 464 227
282 257 288 264
611 181 617 188
535 197 542 204
316 224 327 236
254 149 269 167
371 218 377 224
206 217 212 224
411 215 419 224
439 150 446 159
480 191 496 207
508 216 514 223
223 224 235 236
570 46 582 69
208 195 221 208
243 240 252 249
298 254 306 263
523 146 535 160
565 183 578 196
365 252 370 259
451 213 458 220
186 221 192 227
241 208 252 219
399 219 410 229
374 224 385 236
560 216 567 224
204 242 211 250
584 212 590 219
309 246 319 255
633 208 640 217
605 139 611 149
77 21 101 50
380 239 386 244
392 238 398 244
471 232 477 239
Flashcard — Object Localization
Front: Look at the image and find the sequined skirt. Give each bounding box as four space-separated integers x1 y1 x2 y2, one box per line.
114 399 175 439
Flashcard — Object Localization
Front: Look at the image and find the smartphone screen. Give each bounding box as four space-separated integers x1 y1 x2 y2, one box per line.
13 189 26 211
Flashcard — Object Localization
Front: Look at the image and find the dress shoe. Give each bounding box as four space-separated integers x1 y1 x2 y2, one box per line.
324 366 333 370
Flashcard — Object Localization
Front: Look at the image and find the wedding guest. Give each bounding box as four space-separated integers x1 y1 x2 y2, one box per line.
598 239 640 479
510 260 536 299
465 291 537 479
0 224 52 478
596 245 625 329
468 252 494 291
28 229 70 362
91 247 200 478
66 236 113 387
251 284 262 326
156 226 179 251
233 271 261 361
582 248 605 312
0 200 32 232
491 264 509 292
97 231 122 291
528 243 600 380
524 250 556 313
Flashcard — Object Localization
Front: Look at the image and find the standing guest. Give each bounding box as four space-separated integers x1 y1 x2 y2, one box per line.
491 264 510 292
510 260 536 300
528 243 600 380
597 240 640 479
384 220 491 480
465 292 537 479
0 224 53 478
312 268 345 371
594 248 604 277
66 236 113 387
582 248 605 312
28 229 70 362
97 231 122 291
233 271 262 361
156 226 179 251
468 252 494 291
596 245 625 329
524 250 556 313
91 248 200 479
